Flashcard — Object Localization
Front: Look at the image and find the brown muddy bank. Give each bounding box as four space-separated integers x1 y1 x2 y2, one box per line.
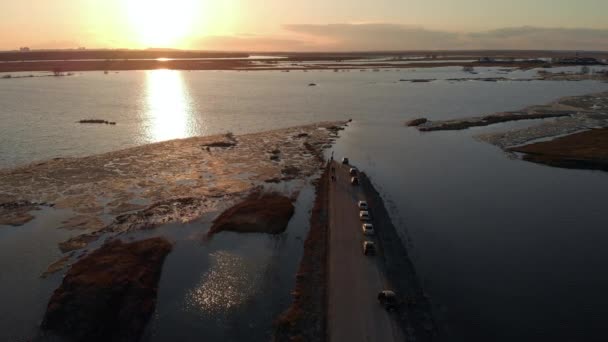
40 237 172 342
208 192 295 237
509 128 608 172
274 165 330 342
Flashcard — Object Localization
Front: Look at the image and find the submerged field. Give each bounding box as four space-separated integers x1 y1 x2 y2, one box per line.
1 67 608 341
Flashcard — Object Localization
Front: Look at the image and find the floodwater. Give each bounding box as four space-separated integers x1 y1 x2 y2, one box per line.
1 67 608 341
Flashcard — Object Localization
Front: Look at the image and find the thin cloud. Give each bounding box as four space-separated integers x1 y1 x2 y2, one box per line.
281 23 608 51
283 23 462 50
194 35 312 52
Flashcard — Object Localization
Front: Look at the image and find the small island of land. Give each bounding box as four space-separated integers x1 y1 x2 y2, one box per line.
41 237 173 342
208 192 295 237
509 128 608 171
412 91 608 173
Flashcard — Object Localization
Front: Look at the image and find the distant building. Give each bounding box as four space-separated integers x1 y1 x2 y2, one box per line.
19 47 30 52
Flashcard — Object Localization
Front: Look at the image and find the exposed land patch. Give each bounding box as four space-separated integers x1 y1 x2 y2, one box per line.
0 122 342 227
417 91 608 134
417 111 576 132
274 166 330 342
0 122 345 256
0 200 39 226
422 91 608 172
40 237 172 342
509 128 608 171
208 192 295 237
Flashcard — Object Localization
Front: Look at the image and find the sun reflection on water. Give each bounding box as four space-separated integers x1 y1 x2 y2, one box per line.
144 69 195 142
186 251 261 314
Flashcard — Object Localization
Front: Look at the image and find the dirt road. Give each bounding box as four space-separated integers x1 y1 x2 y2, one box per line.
327 161 404 342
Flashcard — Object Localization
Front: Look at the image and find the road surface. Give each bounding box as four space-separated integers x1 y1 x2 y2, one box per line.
327 161 404 342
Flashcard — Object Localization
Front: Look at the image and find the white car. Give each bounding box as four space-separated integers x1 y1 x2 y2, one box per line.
362 223 375 235
358 200 369 210
359 210 370 221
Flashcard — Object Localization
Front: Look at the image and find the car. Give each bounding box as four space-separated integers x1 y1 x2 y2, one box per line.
351 177 359 185
363 241 376 255
359 210 370 221
349 167 359 176
358 200 369 210
342 157 349 165
362 223 375 235
377 290 399 311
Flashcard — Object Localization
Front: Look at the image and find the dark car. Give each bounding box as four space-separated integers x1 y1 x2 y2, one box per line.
363 241 376 255
377 290 399 311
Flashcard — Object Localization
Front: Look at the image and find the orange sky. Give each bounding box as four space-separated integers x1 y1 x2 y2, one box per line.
1 0 607 51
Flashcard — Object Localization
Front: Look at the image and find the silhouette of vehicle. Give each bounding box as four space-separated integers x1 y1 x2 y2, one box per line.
342 157 349 165
349 167 358 176
351 177 359 185
359 210 370 221
363 241 376 255
377 290 399 311
358 200 368 210
362 223 375 235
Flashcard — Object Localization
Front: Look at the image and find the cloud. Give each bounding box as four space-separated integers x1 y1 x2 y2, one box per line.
194 34 312 52
278 23 608 51
469 26 608 50
283 23 463 50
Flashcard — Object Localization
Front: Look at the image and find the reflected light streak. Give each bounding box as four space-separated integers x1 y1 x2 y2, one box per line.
186 251 261 314
144 69 194 142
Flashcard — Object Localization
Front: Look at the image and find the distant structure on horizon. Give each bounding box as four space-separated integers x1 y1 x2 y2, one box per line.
19 47 30 52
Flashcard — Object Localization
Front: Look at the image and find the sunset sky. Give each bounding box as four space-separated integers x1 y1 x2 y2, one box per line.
1 0 607 51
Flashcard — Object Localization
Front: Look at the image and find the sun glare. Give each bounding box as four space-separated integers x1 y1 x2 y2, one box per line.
126 0 200 47
144 70 195 141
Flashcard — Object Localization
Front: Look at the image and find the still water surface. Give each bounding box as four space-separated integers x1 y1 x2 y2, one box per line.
1 68 608 341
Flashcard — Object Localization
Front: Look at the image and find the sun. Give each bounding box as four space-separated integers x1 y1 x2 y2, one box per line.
126 0 200 48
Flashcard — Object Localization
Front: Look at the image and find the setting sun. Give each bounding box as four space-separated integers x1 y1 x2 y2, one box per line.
126 0 201 47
